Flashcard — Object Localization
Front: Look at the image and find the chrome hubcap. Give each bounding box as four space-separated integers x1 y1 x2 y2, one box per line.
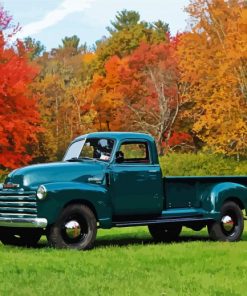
221 215 234 232
64 220 81 240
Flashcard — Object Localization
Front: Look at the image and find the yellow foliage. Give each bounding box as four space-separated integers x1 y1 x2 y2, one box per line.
82 52 96 64
178 0 247 156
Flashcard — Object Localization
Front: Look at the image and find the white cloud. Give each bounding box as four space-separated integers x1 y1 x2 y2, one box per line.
16 0 95 39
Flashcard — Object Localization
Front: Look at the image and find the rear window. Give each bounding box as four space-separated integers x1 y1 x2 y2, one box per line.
119 142 150 163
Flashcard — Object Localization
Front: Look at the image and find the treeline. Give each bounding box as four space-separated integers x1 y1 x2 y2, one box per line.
0 0 246 170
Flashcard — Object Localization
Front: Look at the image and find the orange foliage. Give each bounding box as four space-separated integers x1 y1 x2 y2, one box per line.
89 56 129 131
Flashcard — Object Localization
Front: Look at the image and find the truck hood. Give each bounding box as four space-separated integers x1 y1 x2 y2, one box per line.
5 160 107 190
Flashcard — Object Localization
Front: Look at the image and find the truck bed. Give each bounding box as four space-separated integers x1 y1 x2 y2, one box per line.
163 176 247 209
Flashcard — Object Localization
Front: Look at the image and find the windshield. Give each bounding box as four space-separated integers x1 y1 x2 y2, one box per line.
63 138 115 162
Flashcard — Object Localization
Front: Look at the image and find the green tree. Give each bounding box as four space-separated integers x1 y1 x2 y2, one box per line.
60 35 80 50
23 37 45 60
106 10 140 34
150 20 170 42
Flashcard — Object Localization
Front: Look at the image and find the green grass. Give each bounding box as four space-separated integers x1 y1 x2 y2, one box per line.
1 226 247 296
2 154 247 295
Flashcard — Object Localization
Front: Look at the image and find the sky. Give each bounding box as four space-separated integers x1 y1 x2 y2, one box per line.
2 0 190 50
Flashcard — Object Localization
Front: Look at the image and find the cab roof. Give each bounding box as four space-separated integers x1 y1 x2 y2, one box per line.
73 132 155 143
71 132 159 164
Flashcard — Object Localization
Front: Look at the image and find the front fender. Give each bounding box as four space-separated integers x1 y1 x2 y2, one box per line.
36 182 112 227
201 182 247 217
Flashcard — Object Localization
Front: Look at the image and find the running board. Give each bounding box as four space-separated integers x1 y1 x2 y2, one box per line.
113 217 214 227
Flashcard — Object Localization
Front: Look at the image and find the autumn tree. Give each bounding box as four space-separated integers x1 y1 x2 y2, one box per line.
0 6 41 169
90 36 186 154
94 10 169 73
121 38 186 154
179 0 247 156
32 40 96 160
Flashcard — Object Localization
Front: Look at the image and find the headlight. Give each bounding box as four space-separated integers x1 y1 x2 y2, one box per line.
37 185 47 200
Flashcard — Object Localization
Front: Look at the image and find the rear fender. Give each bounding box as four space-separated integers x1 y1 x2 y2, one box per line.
201 182 247 218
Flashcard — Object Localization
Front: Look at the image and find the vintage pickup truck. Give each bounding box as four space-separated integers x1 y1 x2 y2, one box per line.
0 132 246 250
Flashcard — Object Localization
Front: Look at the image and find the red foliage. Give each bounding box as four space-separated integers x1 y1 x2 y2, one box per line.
0 34 41 169
167 132 192 147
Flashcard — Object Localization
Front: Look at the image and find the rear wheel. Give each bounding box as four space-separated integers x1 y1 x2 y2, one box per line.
0 228 42 247
148 224 182 242
208 201 244 242
47 204 97 250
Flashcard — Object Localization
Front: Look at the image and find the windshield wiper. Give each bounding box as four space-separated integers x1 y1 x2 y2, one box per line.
66 157 82 162
79 157 94 161
66 157 95 162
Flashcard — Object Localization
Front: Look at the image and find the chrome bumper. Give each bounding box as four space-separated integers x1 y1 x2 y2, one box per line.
0 217 47 228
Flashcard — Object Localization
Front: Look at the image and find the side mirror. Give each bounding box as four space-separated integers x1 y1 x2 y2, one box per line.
115 151 124 163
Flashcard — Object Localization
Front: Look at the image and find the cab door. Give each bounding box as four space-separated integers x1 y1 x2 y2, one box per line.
110 140 163 216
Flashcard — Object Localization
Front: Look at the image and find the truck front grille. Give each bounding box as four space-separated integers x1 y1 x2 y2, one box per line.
0 191 37 219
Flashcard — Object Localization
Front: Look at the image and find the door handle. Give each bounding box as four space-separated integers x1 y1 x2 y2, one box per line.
88 177 102 184
148 170 158 173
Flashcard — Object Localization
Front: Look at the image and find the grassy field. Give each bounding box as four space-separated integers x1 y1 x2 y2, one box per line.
0 226 247 296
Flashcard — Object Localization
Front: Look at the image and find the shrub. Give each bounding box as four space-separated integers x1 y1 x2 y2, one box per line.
159 153 247 176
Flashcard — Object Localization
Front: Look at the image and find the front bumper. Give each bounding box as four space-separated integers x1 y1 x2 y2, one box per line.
0 217 47 228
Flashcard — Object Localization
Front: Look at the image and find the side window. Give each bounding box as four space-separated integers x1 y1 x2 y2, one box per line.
119 142 150 163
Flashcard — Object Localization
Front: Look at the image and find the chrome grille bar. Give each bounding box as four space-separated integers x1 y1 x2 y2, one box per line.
0 191 37 219
0 213 37 218
0 201 36 207
0 195 36 201
0 207 37 213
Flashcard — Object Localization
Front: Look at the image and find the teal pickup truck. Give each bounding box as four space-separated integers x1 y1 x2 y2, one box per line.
0 132 246 250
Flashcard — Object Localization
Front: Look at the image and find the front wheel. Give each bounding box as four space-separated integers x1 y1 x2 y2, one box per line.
208 201 244 242
148 224 182 242
47 204 97 250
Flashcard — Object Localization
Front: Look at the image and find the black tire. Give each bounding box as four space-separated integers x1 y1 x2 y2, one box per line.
208 201 244 242
0 228 42 247
47 204 97 250
148 223 182 242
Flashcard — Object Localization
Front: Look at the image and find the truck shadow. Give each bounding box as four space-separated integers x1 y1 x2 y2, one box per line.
94 235 211 249
12 235 211 250
12 232 247 250
93 228 247 249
